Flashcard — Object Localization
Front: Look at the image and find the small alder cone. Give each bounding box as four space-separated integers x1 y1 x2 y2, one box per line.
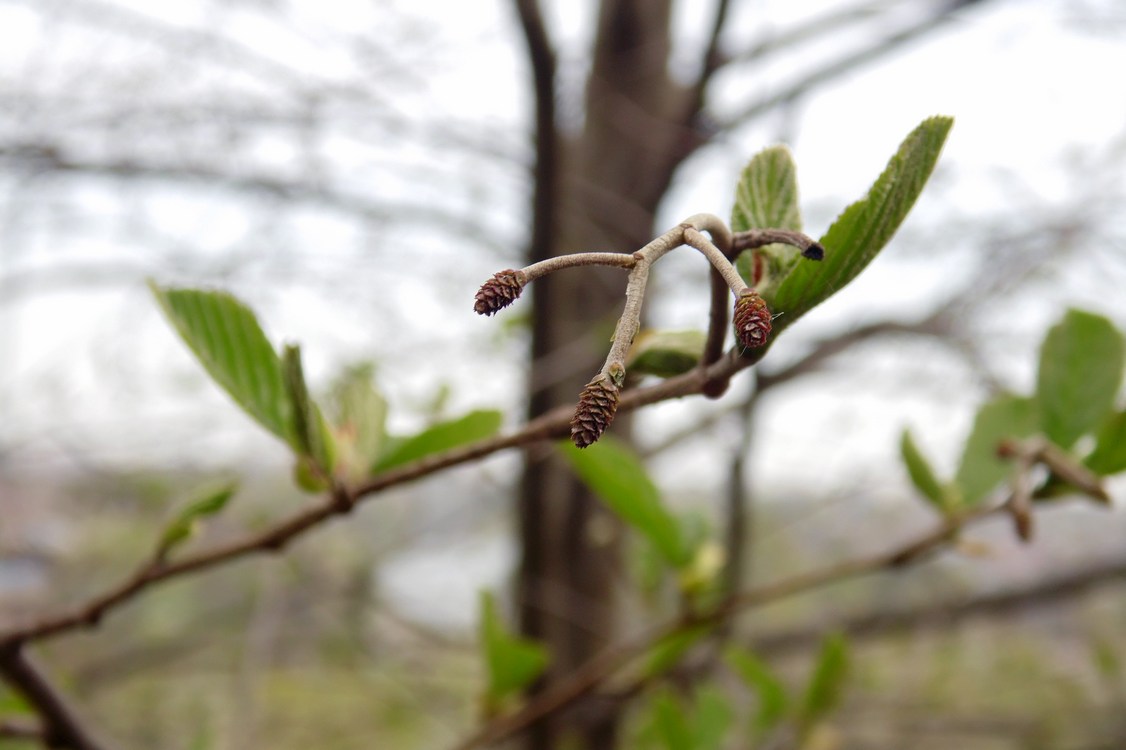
474 269 527 316
733 290 772 349
570 373 621 449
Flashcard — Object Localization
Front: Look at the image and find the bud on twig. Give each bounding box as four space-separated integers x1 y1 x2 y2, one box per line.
474 269 527 316
733 290 772 350
570 372 621 448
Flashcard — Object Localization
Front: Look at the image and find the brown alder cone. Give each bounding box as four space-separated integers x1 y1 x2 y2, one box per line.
733 290 772 349
473 269 527 316
570 373 621 448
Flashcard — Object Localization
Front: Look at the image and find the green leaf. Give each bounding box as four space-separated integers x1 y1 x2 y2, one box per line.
798 632 849 735
643 625 711 678
1085 411 1126 475
157 481 237 558
281 345 335 474
1036 309 1125 449
650 690 693 750
561 436 688 567
955 395 1040 506
479 591 549 712
771 116 953 334
627 329 707 377
900 428 955 512
725 647 789 739
150 282 293 446
327 363 388 482
373 409 503 473
731 145 803 293
688 686 734 750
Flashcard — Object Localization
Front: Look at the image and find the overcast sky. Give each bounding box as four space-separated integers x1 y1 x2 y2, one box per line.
0 0 1123 496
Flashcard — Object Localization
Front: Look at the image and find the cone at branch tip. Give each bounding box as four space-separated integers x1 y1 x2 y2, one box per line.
733 290 772 350
570 371 622 448
474 269 527 316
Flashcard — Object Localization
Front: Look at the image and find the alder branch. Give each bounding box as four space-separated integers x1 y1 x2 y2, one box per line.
0 717 42 741
0 645 107 750
749 554 1126 656
450 504 1000 750
721 0 985 129
0 345 766 649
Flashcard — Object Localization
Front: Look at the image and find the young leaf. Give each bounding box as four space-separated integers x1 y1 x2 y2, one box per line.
643 625 711 678
725 647 790 739
156 482 237 559
150 283 293 446
479 591 549 713
731 145 803 293
900 428 953 512
627 329 707 377
1036 309 1125 449
689 686 734 750
561 436 688 568
955 395 1039 506
281 344 335 474
327 363 388 482
1085 411 1126 476
797 632 849 736
650 690 693 750
771 116 953 334
373 409 502 473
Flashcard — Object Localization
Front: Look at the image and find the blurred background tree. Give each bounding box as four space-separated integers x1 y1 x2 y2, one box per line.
1 1 1124 749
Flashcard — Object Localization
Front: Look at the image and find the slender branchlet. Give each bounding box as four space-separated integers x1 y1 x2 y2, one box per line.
476 214 811 446
732 228 824 259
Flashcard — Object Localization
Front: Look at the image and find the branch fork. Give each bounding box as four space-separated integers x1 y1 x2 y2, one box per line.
473 213 823 447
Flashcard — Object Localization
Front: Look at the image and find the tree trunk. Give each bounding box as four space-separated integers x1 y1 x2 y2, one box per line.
516 2 706 747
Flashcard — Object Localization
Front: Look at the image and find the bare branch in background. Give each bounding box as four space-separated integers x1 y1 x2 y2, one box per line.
0 645 107 750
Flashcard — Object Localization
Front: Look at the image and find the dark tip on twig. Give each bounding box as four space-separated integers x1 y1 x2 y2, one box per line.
802 242 825 261
570 374 621 448
474 269 527 316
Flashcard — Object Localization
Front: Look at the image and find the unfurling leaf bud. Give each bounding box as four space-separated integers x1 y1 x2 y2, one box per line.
474 269 527 316
570 373 621 448
733 290 772 349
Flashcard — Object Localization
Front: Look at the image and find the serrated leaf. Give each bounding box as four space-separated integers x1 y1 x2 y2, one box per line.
732 145 803 291
157 482 237 558
955 395 1039 507
327 363 388 482
561 436 688 567
281 345 335 474
798 633 849 736
1085 411 1126 475
150 282 293 446
373 409 502 473
1036 309 1125 449
627 329 707 377
479 591 549 712
900 428 952 512
725 647 790 739
771 116 952 334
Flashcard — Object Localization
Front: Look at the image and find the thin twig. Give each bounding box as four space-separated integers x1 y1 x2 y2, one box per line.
0 645 107 750
0 717 42 740
449 504 1000 749
0 347 766 648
